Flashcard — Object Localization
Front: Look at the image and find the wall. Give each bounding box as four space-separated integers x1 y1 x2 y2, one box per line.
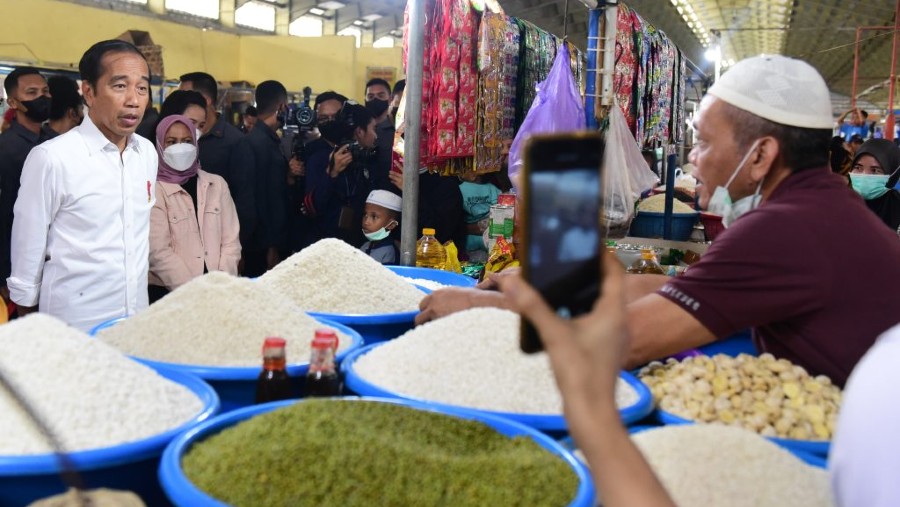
0 0 402 100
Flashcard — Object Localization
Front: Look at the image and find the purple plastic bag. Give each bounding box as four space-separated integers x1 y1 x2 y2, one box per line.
508 43 586 185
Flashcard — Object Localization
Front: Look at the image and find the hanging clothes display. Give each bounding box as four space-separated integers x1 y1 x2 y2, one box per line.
401 0 584 176
611 2 686 147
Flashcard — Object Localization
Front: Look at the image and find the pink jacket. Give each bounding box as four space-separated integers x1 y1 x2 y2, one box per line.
149 170 241 289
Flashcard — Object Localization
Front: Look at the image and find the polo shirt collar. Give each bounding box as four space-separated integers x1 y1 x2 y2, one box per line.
9 119 41 144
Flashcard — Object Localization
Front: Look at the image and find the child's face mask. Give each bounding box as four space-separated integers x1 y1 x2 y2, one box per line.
363 220 397 241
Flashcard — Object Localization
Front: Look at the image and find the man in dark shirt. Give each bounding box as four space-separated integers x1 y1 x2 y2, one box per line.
301 91 347 243
244 80 290 276
419 56 900 386
0 67 53 305
364 78 394 191
179 72 257 248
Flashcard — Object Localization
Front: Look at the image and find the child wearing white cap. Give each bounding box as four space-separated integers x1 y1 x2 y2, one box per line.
360 190 402 264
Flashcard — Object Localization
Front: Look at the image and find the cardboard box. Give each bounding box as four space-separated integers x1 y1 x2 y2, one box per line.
116 30 164 77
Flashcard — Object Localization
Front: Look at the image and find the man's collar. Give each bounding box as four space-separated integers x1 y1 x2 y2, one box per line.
80 113 144 154
203 115 227 139
8 118 42 144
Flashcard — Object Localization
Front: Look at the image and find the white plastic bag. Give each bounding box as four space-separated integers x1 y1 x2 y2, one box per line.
601 102 659 238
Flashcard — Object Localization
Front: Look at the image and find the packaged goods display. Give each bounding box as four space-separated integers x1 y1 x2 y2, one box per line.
0 314 202 454
627 425 834 507
98 272 350 367
639 354 841 440
259 238 426 314
181 400 579 507
352 308 639 414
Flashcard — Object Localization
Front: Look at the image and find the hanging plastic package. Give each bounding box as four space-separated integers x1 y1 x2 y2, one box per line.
602 100 660 238
507 42 586 186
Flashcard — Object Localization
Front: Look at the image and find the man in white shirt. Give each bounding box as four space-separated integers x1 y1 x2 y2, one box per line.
7 40 157 332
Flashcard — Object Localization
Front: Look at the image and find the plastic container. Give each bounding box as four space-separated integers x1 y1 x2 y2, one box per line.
0 368 219 507
629 211 698 241
561 426 827 470
700 212 725 241
341 344 654 436
387 265 477 288
90 317 363 413
159 397 595 507
416 228 447 269
654 409 830 457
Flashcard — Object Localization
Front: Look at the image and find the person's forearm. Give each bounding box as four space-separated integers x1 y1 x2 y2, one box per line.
469 289 514 310
571 401 675 507
623 273 668 303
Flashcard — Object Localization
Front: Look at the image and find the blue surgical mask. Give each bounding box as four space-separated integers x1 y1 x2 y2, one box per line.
363 221 397 241
706 139 764 228
849 173 890 200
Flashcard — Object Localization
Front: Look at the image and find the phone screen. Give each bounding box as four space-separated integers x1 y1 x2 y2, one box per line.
520 133 604 353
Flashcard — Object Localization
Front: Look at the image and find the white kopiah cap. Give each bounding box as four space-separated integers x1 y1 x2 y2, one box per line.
707 55 833 129
366 190 402 212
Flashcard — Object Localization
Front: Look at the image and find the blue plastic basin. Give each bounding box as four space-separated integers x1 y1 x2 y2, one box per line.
629 211 698 241
0 368 219 506
159 397 596 507
341 344 654 435
90 317 363 413
387 265 477 287
655 409 830 457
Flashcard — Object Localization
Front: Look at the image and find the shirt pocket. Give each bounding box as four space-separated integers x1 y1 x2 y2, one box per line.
168 212 198 244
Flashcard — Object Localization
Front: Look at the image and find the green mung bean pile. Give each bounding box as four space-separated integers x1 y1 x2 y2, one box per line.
182 399 579 506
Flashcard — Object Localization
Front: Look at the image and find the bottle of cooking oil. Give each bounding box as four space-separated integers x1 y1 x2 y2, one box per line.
416 228 447 270
627 248 666 275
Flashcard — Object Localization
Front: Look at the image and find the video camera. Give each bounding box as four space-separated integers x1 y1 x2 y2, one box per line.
286 86 316 161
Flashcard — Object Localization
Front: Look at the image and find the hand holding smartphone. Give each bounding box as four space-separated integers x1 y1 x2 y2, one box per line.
519 132 605 353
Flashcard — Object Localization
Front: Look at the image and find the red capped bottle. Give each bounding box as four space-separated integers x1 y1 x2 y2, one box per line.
255 337 294 403
305 329 342 397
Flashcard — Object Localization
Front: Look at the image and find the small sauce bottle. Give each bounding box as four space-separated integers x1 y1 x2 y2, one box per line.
306 329 342 397
255 337 293 404
627 248 666 275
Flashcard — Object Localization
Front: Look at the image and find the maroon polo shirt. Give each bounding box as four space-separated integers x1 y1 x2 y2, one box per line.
658 167 900 386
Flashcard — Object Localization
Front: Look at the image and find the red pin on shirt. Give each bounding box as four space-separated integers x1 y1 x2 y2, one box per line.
147 180 151 203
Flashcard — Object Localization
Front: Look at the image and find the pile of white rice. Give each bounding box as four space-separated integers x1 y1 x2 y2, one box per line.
637 194 697 214
351 308 639 414
98 272 350 366
0 314 203 455
402 277 449 291
622 425 834 507
259 238 426 314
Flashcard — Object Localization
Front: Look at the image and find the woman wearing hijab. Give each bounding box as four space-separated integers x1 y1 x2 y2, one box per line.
148 115 240 303
850 139 900 234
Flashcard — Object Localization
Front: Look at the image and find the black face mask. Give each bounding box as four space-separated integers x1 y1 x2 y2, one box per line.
365 99 390 118
318 120 343 143
275 106 286 128
20 96 51 123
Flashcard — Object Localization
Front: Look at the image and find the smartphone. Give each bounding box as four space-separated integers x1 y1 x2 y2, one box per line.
519 132 605 353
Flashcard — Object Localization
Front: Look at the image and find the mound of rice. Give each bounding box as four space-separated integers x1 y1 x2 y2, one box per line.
259 238 426 314
402 277 448 291
0 314 203 454
98 272 350 367
352 308 638 414
626 425 834 507
637 194 697 214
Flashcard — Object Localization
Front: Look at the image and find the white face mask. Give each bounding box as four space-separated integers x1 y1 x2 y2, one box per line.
706 139 764 228
363 221 397 241
196 128 203 140
163 143 198 172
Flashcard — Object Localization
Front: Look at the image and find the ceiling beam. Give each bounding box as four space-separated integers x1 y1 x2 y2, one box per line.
289 0 317 22
373 14 402 41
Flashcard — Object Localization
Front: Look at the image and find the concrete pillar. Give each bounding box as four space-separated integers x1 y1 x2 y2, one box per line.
220 0 236 28
275 6 290 35
147 0 165 15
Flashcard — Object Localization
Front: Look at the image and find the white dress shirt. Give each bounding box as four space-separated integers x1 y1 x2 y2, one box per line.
829 323 900 507
7 114 158 332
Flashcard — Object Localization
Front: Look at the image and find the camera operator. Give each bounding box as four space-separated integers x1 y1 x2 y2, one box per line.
304 100 377 247
364 78 394 191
